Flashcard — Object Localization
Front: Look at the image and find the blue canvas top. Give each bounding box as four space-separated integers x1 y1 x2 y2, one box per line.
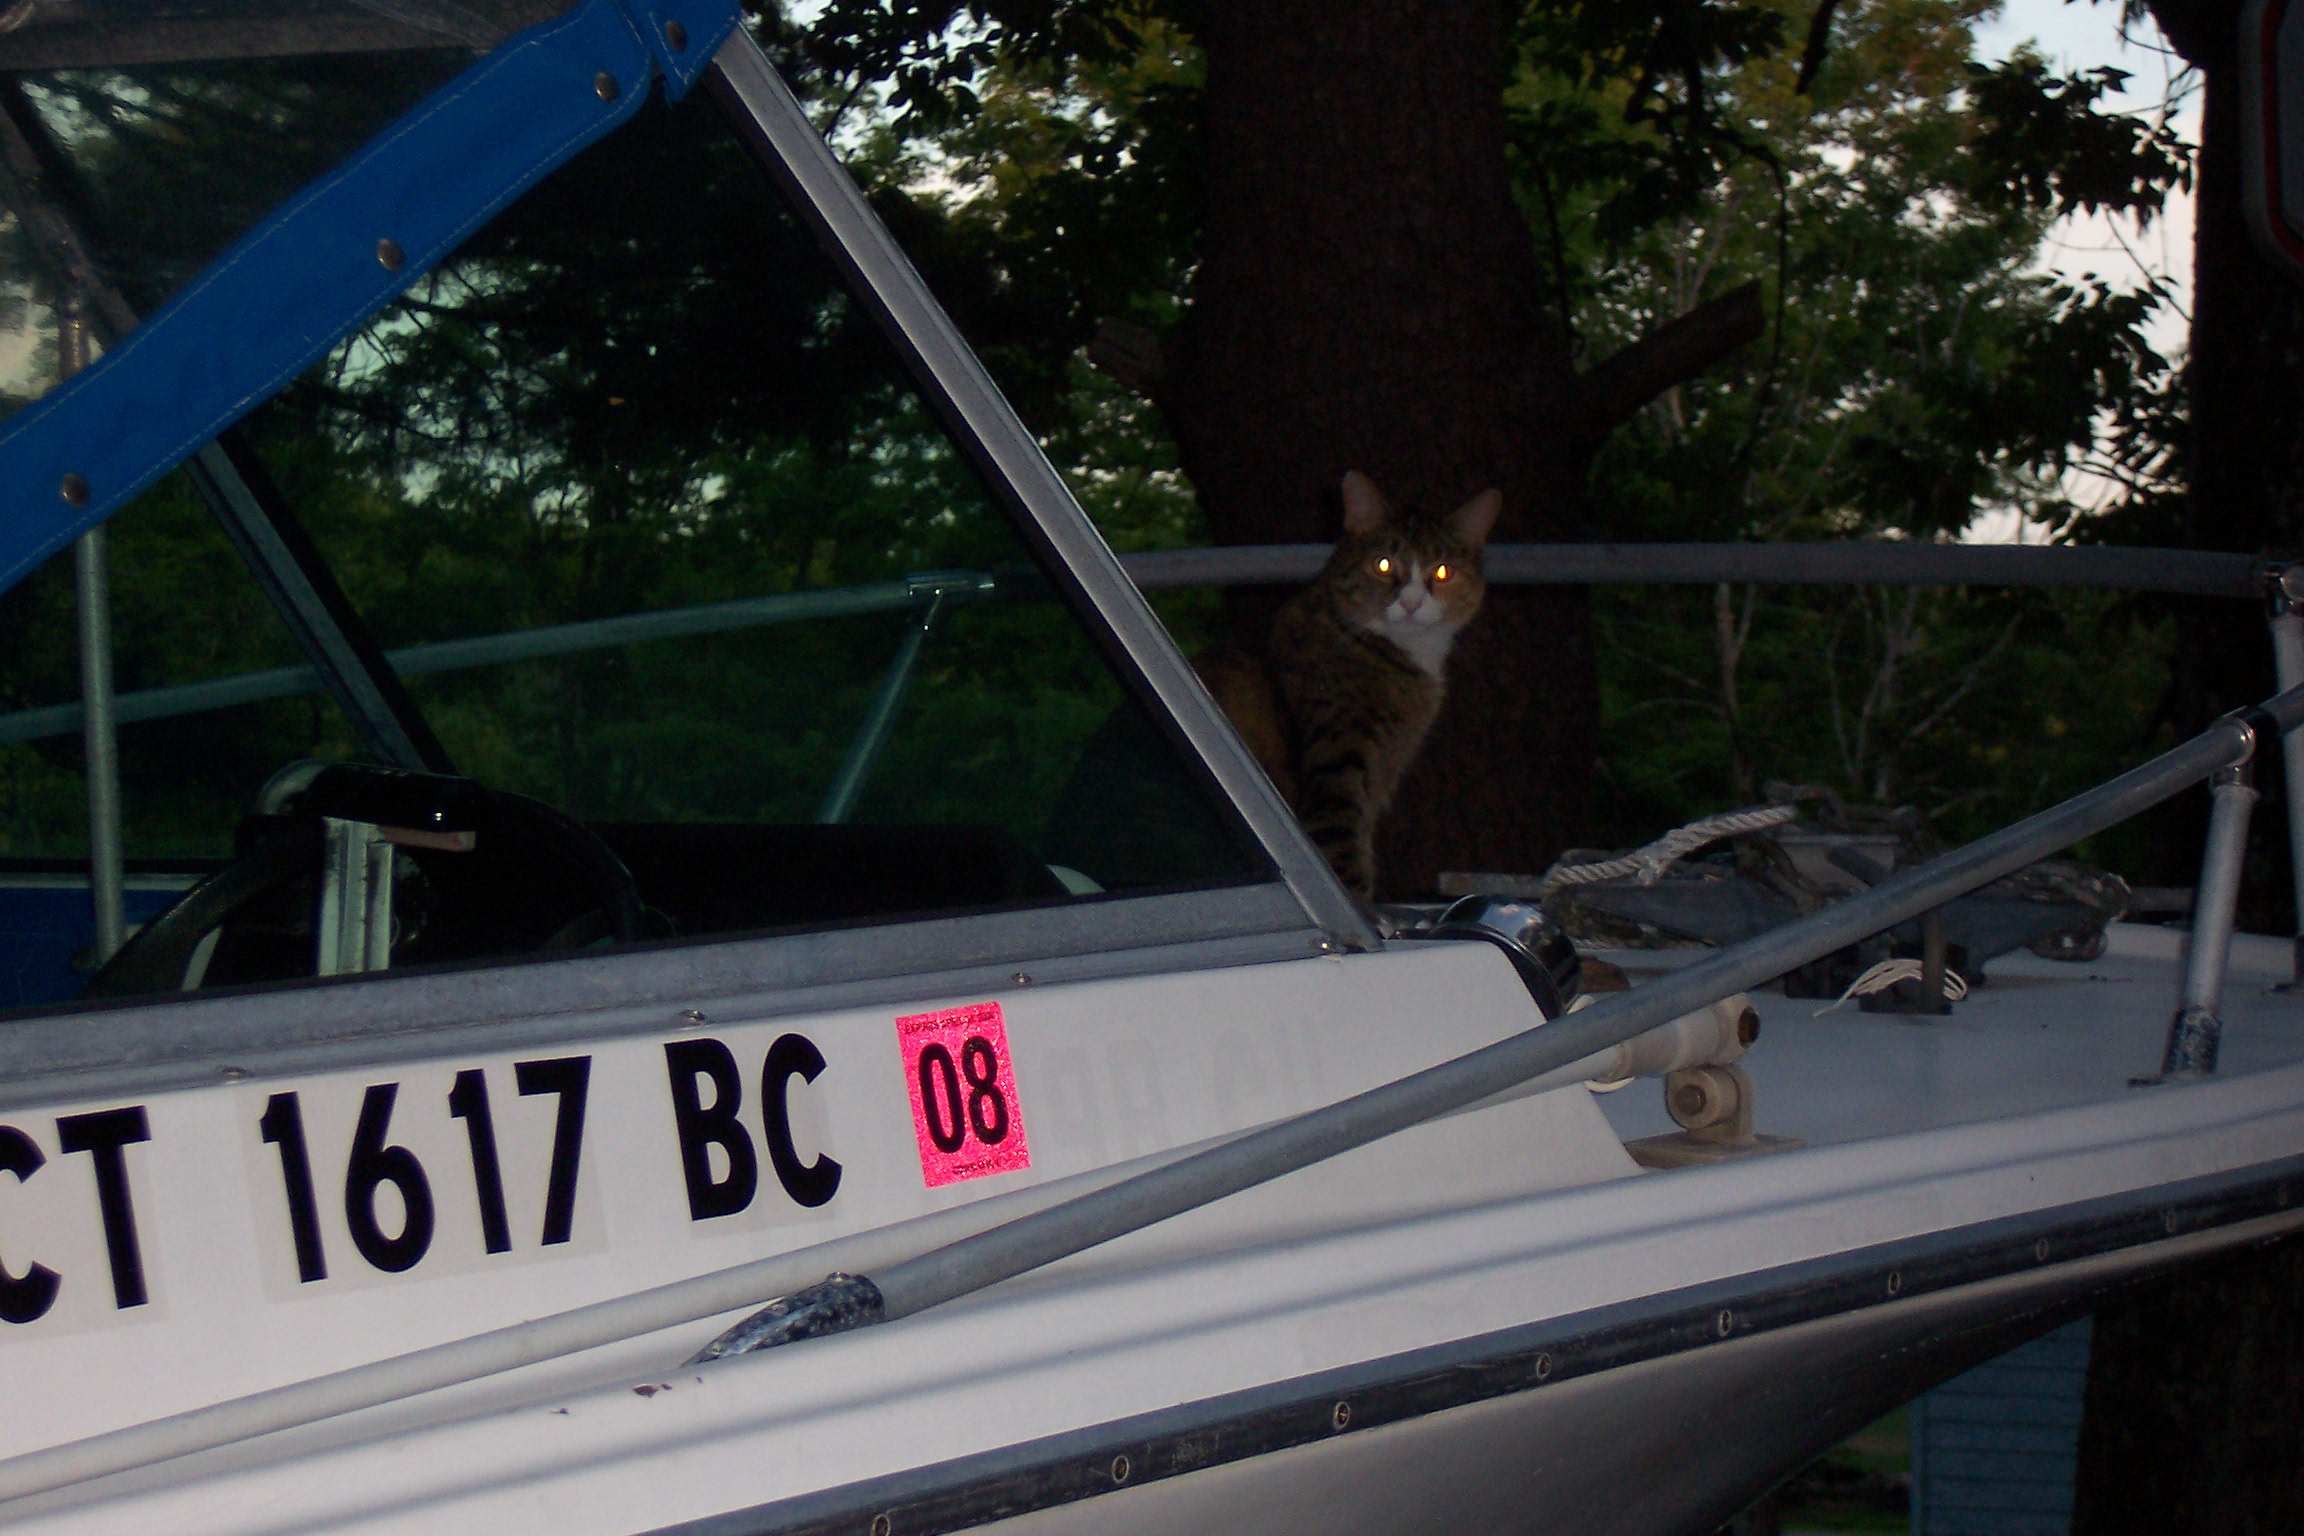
0 0 741 598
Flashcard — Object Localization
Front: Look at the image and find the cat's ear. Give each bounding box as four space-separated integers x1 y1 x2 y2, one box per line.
1447 488 1502 549
1340 471 1391 536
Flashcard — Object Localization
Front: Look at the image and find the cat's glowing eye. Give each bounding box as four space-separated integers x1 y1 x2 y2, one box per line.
1374 557 1392 576
1433 564 1451 582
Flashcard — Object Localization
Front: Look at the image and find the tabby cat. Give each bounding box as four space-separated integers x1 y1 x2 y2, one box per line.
1196 471 1499 899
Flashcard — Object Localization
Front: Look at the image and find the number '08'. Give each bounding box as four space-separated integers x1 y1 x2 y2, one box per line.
257 1058 590 1282
916 1035 1010 1155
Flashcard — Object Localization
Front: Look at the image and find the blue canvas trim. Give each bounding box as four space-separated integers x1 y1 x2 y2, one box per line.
0 0 741 598
641 0 743 99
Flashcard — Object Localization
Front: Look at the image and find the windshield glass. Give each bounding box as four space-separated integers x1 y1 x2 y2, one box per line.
0 46 1267 1010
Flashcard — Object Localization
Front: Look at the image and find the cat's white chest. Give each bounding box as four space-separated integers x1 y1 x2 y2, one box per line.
1371 616 1459 678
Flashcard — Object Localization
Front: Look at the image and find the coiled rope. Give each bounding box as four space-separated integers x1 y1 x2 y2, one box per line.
1539 802 1801 896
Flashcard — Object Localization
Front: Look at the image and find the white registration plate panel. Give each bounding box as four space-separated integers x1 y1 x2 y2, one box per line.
0 943 1569 1458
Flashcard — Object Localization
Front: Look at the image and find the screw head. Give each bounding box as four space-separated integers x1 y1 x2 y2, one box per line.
1330 1400 1351 1431
870 1515 892 1536
58 473 89 507
2034 1236 2051 1261
1010 972 1031 985
663 17 688 49
679 1008 707 1023
1715 1307 1734 1337
1109 1453 1130 1484
375 237 404 272
1533 1352 1553 1382
1886 1270 1902 1297
595 71 621 102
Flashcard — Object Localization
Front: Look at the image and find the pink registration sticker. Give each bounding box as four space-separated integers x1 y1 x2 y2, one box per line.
895 1001 1032 1188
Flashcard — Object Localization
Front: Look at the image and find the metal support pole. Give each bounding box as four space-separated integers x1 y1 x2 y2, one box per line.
61 299 124 965
816 583 952 824
2268 563 2304 984
1918 907 1950 1015
2151 756 2259 1081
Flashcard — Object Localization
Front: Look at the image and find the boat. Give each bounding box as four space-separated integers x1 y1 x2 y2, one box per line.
0 5 2297 1533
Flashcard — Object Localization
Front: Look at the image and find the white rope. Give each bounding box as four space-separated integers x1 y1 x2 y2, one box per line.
1811 957 1970 1016
1540 802 1800 895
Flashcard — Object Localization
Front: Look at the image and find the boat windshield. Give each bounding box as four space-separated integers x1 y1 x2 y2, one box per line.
0 21 1268 1010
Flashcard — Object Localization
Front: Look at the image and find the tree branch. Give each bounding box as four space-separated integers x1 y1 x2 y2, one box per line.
1796 0 1843 94
1088 317 1170 396
1578 281 1764 435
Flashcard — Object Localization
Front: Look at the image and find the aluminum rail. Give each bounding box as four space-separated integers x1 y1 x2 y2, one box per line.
0 689 2290 1502
0 578 931 745
0 1134 1236 1504
844 686 2303 1325
0 542 2268 746
1119 542 2274 597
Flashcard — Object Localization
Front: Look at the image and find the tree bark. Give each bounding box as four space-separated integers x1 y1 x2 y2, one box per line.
2140 0 2304 923
1152 0 1746 898
2072 3 2304 1526
2073 1236 2304 1532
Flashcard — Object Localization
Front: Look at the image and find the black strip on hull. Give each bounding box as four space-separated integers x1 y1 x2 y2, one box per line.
653 1152 2304 1536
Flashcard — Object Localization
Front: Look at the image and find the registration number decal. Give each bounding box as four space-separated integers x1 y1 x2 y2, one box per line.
1 999 1039 1329
896 1002 1031 1187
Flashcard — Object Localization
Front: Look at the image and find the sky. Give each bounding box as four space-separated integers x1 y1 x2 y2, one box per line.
1963 0 2199 539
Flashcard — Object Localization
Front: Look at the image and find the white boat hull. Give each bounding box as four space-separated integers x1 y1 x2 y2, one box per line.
7 997 2300 1535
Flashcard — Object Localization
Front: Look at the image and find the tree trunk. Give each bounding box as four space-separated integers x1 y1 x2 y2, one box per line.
2141 0 2304 924
2073 3 2304 1525
2072 1236 2304 1532
1153 0 1597 900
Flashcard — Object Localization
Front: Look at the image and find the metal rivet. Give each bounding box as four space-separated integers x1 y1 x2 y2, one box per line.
58 473 88 507
870 1516 891 1536
217 1065 248 1082
1330 1400 1351 1431
1011 972 1031 985
376 237 404 271
679 1008 707 1023
1532 1352 1553 1382
2034 1236 2051 1261
1715 1308 1733 1337
1109 1454 1130 1484
595 71 621 102
663 17 688 49
1886 1270 1902 1297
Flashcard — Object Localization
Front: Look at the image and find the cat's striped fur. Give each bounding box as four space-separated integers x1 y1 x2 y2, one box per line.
1196 471 1498 899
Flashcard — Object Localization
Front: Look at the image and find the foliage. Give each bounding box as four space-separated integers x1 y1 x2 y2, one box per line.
1549 0 2186 858
764 0 2194 873
0 0 2208 892
1963 58 2192 220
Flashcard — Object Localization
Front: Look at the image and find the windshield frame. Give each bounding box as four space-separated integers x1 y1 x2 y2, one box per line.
0 15 1375 1090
